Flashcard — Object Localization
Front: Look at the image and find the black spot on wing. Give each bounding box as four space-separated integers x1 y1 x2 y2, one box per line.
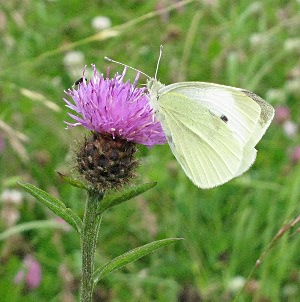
220 114 228 123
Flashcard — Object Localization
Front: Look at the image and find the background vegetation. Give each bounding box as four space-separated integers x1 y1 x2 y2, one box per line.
1 0 300 301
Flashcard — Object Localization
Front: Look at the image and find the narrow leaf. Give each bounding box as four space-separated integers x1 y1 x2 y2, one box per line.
60 214 81 234
19 183 81 233
65 208 83 231
19 182 66 208
57 171 87 190
99 182 157 214
94 238 183 283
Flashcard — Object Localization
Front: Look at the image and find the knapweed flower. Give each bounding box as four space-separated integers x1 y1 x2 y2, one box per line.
65 65 166 147
64 65 166 190
291 146 300 164
14 255 42 290
274 106 291 124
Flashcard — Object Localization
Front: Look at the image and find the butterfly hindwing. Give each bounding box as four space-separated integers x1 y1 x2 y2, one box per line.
158 92 243 188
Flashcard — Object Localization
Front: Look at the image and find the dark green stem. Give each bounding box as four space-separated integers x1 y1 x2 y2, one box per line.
80 190 103 302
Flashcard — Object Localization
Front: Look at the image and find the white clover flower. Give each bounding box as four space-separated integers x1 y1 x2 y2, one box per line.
227 276 246 293
63 51 85 79
283 120 298 137
91 16 112 31
284 38 300 52
0 189 23 205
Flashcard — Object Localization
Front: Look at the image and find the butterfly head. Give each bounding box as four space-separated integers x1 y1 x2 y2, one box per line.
146 78 162 92
146 78 165 114
104 46 165 113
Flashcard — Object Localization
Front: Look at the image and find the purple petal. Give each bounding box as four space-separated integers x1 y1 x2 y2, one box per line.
64 65 166 147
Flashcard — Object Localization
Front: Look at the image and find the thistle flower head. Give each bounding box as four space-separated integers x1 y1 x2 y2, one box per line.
64 65 166 191
64 65 166 147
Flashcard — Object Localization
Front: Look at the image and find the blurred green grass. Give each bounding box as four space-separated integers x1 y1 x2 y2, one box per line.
1 0 300 301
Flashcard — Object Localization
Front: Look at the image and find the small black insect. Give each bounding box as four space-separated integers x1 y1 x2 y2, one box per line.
220 114 228 123
74 77 84 86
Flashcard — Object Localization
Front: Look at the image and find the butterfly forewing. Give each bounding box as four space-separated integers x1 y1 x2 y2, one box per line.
159 82 262 148
240 90 274 150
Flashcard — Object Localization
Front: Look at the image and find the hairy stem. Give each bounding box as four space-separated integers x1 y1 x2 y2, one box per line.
80 190 103 302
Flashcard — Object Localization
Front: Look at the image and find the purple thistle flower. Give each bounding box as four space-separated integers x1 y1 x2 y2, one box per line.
64 65 166 147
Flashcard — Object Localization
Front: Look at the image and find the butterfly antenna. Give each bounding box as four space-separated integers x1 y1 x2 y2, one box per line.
154 45 163 80
104 57 150 79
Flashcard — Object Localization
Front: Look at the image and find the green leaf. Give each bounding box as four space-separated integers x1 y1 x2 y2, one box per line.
99 182 157 214
65 208 83 233
19 183 82 234
93 238 183 283
57 171 87 190
20 182 66 207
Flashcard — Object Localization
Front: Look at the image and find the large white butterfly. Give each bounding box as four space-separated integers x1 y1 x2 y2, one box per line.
105 47 274 189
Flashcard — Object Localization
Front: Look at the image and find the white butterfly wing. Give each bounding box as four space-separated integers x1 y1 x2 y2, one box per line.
239 90 275 150
236 148 257 176
157 92 243 188
158 82 274 179
235 91 274 176
159 82 263 146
